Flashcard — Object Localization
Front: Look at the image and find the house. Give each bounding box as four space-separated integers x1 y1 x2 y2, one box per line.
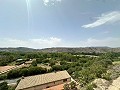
24 61 33 66
15 70 71 90
16 59 24 62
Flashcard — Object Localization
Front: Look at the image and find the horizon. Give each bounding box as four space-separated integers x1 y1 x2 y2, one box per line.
0 0 120 48
0 46 119 50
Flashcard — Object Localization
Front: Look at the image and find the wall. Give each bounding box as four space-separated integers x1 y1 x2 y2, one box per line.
23 78 71 90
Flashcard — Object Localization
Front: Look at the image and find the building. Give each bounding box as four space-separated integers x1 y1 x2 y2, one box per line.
16 59 24 62
15 70 71 90
24 61 33 66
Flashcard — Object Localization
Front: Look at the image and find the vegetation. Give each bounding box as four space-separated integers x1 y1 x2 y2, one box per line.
0 51 120 89
7 66 47 79
0 82 8 90
64 81 77 90
0 82 15 90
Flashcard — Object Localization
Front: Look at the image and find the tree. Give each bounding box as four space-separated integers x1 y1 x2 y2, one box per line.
64 82 77 90
49 60 56 66
70 81 78 90
0 82 8 90
52 65 62 71
31 60 37 66
64 83 70 90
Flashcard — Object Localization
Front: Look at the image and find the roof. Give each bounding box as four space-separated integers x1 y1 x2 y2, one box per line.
15 70 71 90
25 61 32 64
0 66 15 72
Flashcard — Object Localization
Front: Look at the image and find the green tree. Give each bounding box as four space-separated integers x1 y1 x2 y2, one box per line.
0 82 8 90
64 82 77 90
31 60 37 66
52 65 62 71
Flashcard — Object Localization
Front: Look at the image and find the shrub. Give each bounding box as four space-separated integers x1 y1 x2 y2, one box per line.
0 82 8 90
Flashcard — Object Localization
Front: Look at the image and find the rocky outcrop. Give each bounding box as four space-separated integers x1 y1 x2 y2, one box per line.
108 77 120 90
93 77 120 90
92 78 110 90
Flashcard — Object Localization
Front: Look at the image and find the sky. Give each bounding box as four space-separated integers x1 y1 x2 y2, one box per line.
0 0 120 49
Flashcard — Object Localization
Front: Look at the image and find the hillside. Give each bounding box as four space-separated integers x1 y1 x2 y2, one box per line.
0 47 36 52
0 47 120 53
40 47 120 53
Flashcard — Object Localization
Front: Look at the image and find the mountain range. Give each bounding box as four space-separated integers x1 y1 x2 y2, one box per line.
0 47 120 53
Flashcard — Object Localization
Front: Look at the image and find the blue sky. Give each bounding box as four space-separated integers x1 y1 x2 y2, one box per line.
0 0 120 49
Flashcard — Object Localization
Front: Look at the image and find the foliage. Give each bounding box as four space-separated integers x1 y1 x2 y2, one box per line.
52 65 62 71
64 81 77 90
49 60 56 66
31 60 37 66
7 66 47 79
0 51 119 87
0 74 7 80
102 73 111 80
86 84 94 90
0 82 8 90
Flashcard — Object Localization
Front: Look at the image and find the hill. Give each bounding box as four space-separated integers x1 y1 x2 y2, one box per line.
0 47 36 52
40 47 120 53
0 47 120 53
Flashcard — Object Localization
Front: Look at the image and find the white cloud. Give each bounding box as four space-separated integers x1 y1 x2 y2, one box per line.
82 11 120 28
43 0 62 6
0 37 120 49
0 37 62 49
43 0 50 6
30 37 62 47
78 37 120 47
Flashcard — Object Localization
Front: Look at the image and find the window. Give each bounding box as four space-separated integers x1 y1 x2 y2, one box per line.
46 86 50 88
63 79 67 82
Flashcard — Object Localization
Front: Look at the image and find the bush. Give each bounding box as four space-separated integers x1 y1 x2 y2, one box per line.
102 73 111 80
0 74 7 80
52 65 62 71
49 60 56 66
31 60 37 66
7 66 47 79
0 82 8 90
63 81 77 90
86 84 94 90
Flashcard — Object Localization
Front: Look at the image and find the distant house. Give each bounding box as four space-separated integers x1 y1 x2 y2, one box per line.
16 59 24 62
24 61 33 66
15 71 71 90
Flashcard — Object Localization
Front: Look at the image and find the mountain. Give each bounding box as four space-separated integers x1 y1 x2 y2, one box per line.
0 47 36 52
40 47 120 53
0 47 120 53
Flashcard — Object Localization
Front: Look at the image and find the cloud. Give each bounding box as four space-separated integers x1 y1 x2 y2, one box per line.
0 37 120 49
0 37 62 49
30 37 62 47
82 11 120 28
78 37 120 47
43 0 62 6
43 0 49 6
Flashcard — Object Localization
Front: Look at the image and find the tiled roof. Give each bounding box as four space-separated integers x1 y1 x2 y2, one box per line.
15 70 71 90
